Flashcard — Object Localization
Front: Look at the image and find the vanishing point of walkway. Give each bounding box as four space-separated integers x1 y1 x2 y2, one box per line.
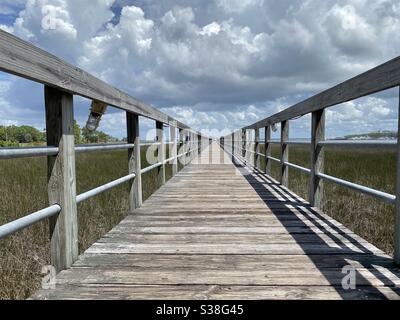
33 142 400 299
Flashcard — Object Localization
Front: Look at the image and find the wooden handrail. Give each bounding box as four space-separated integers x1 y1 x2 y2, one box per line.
245 55 400 129
0 30 196 132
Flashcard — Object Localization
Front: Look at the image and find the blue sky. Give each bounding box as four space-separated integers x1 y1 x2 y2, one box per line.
0 0 399 139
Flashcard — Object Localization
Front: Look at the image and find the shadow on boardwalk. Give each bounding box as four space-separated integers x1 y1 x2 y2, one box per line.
229 151 400 300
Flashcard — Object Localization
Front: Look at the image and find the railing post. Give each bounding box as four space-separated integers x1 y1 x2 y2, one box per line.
280 120 289 187
255 128 260 170
197 134 201 164
170 123 178 176
309 109 325 209
127 112 142 210
178 128 183 168
156 121 165 187
45 86 78 272
242 129 246 162
189 131 193 161
231 132 234 159
395 87 400 265
193 132 196 159
264 125 271 175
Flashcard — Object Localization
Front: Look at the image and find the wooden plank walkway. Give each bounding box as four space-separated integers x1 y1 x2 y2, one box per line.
32 142 400 300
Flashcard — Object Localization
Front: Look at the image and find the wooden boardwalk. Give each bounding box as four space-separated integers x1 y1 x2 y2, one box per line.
33 142 400 300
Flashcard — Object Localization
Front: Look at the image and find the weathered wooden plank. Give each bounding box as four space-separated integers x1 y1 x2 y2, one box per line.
85 242 378 255
114 218 347 230
45 86 78 272
32 284 400 300
73 253 393 269
50 267 400 287
99 233 369 245
106 226 351 235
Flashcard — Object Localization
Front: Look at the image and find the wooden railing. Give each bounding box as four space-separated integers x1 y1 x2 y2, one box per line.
220 55 400 265
0 30 208 272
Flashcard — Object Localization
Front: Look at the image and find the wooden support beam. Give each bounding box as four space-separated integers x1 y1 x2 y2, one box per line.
309 109 325 209
242 129 246 162
231 132 234 157
156 121 165 187
170 124 178 176
178 128 184 169
200 134 202 153
197 134 201 164
127 113 142 210
395 87 400 265
189 131 192 161
255 128 260 170
264 126 271 175
280 121 289 187
45 86 78 272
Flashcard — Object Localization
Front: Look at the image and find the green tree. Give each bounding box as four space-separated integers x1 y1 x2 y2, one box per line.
74 121 82 144
0 125 45 144
82 126 117 144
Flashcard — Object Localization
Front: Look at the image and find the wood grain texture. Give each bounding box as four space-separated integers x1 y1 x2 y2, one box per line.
264 126 271 175
156 121 165 187
45 86 78 272
309 109 325 209
255 128 260 169
280 121 289 187
127 113 142 210
170 124 178 176
32 142 400 300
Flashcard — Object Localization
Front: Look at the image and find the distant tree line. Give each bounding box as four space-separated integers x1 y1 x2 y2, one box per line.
0 122 118 147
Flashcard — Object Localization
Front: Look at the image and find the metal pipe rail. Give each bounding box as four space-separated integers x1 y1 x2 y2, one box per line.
267 156 280 163
317 172 396 205
76 173 136 204
0 205 61 239
0 146 59 159
284 162 311 174
141 162 163 174
75 144 134 153
0 142 192 160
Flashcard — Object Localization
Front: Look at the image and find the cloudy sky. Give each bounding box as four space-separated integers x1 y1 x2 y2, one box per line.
0 0 399 139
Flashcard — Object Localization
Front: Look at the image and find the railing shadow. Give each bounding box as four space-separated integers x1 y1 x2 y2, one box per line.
227 148 400 300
